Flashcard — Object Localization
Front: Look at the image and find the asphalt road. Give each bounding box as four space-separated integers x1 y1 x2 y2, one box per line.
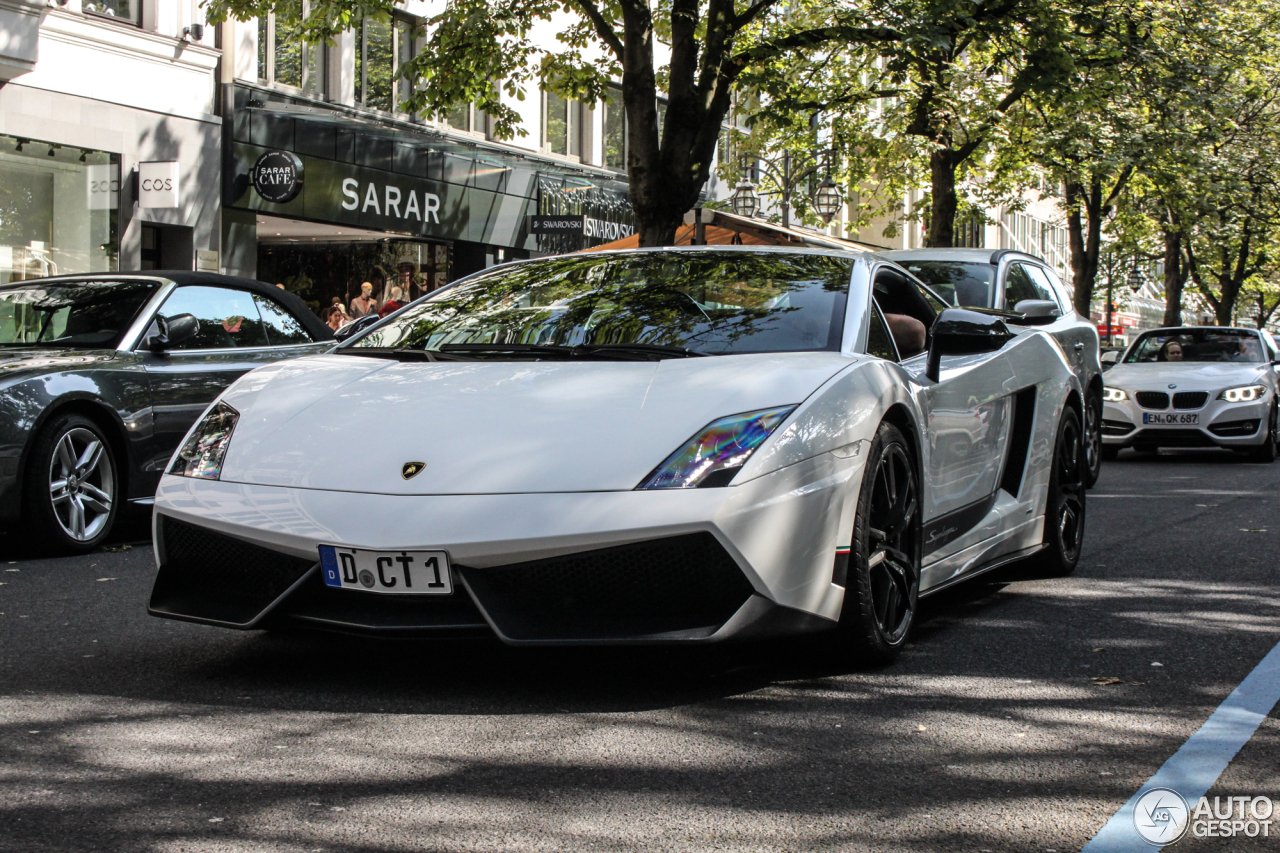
2 448 1279 852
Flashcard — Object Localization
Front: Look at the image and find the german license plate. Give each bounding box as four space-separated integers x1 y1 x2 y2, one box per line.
1143 412 1199 426
318 546 452 594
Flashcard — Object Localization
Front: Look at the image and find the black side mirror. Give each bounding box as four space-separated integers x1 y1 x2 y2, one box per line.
926 308 1015 382
334 314 382 342
1012 299 1061 325
146 313 199 352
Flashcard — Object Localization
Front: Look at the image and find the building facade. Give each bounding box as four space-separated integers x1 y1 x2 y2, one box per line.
0 0 220 279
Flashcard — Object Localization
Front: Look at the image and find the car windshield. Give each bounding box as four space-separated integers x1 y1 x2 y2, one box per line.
0 280 159 348
1124 328 1269 364
350 252 853 356
897 261 995 308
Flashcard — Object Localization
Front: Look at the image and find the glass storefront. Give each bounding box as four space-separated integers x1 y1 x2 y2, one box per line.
257 237 451 316
0 133 118 283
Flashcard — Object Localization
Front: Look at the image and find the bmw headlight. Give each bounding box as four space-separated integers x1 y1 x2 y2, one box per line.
638 405 796 489
1102 387 1128 402
1218 385 1268 403
169 402 239 480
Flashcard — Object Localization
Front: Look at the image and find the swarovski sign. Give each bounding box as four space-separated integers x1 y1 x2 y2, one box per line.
529 215 635 240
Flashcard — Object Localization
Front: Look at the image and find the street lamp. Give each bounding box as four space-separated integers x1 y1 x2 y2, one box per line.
730 178 761 218
732 150 842 229
813 176 843 225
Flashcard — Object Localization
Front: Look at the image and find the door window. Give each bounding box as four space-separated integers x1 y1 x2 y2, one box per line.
253 294 315 345
866 302 900 361
1004 263 1056 308
156 286 270 350
1023 265 1064 310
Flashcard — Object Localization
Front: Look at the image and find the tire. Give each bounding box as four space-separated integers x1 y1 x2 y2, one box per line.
1084 391 1103 488
1025 407 1086 577
23 413 120 554
836 421 921 666
1101 446 1120 462
1249 402 1278 463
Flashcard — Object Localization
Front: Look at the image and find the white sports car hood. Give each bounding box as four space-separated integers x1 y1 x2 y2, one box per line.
215 352 853 494
1105 361 1271 390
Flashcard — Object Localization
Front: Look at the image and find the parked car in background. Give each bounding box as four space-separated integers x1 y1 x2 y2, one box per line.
0 272 333 552
881 248 1104 487
1099 326 1280 461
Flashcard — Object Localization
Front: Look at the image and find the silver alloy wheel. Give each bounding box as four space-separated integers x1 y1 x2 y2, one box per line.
47 426 114 542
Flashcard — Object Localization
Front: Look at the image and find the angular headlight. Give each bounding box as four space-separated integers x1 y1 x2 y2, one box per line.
638 405 796 490
1102 387 1128 402
1218 385 1267 403
169 402 239 480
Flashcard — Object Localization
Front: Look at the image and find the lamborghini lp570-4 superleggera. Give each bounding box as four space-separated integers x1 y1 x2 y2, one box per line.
148 247 1087 663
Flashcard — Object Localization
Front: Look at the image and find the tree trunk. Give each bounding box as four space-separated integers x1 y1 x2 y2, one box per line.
1161 226 1184 328
925 149 958 248
1065 178 1103 317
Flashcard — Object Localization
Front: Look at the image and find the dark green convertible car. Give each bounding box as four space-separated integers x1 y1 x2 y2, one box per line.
0 272 332 552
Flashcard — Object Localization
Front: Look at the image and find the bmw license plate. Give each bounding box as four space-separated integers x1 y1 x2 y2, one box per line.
318 546 452 594
1143 412 1199 426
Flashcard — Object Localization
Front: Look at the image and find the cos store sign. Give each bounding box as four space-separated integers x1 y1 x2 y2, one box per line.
138 161 180 209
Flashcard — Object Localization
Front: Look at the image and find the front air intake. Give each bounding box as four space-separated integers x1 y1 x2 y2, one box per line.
459 533 756 641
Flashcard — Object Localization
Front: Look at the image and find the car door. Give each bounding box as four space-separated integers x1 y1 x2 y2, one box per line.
1003 261 1092 386
877 271 1018 560
137 284 326 485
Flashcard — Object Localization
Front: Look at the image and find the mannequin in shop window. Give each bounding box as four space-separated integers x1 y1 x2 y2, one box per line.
350 282 378 318
379 287 405 318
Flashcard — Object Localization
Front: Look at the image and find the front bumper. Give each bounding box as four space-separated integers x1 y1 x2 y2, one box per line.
148 451 863 644
1101 393 1270 449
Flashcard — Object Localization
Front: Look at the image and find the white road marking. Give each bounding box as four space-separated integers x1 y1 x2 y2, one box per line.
1080 638 1280 852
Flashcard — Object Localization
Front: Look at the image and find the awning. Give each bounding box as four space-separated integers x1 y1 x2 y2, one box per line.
579 209 883 253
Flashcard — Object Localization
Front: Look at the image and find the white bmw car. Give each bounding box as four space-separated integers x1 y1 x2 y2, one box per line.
149 247 1086 663
1101 326 1280 461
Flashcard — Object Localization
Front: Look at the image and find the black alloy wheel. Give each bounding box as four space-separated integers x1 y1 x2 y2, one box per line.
1083 391 1103 487
1249 401 1278 463
838 421 921 665
1026 407 1086 577
24 413 120 554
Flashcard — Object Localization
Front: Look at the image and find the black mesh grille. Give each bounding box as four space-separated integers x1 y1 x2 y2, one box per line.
1209 419 1261 437
459 533 756 641
1173 392 1209 409
150 516 316 626
1134 429 1215 447
1136 391 1170 409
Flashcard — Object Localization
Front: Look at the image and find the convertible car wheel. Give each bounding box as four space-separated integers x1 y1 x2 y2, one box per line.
1249 402 1278 463
25 414 119 553
839 422 921 665
1084 392 1103 487
1027 407 1086 577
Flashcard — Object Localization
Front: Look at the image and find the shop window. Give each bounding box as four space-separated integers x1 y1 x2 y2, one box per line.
82 0 141 26
356 16 416 113
544 91 581 157
602 87 625 170
258 0 324 97
157 286 270 350
0 135 118 283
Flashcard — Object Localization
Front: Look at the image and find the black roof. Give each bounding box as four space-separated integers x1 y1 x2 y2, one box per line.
8 270 334 342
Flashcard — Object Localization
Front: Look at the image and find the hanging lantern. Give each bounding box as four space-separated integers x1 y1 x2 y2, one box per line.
729 179 761 218
813 176 843 224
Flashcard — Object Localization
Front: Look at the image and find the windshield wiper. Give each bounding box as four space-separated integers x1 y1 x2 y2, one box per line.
575 343 706 359
337 347 471 362
438 343 577 358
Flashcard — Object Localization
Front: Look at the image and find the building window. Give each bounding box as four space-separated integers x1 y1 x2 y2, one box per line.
544 91 581 157
0 134 119 282
258 0 324 97
602 87 625 170
356 16 416 113
82 0 141 26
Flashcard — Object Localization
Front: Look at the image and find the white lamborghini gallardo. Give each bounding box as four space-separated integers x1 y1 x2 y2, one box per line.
149 247 1087 663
